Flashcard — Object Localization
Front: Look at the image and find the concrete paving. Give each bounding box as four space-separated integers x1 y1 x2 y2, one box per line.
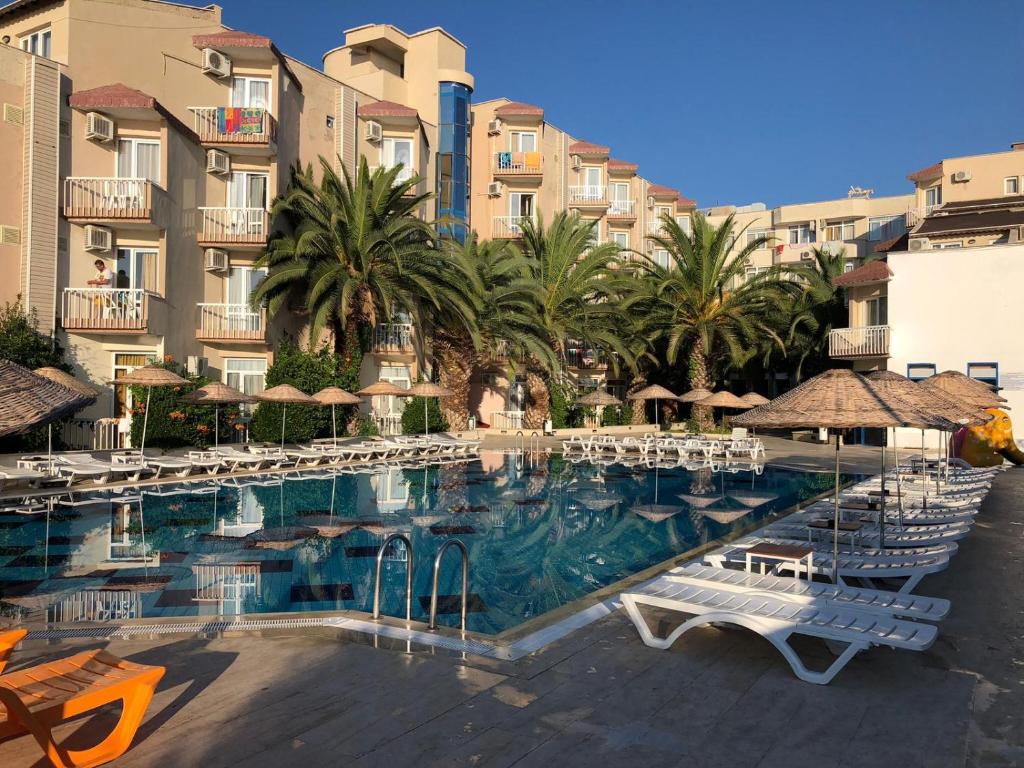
0 456 1019 768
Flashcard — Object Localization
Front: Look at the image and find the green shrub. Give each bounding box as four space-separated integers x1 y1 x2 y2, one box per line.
601 404 632 427
400 396 448 435
353 413 379 437
566 404 592 428
549 381 571 429
250 340 362 444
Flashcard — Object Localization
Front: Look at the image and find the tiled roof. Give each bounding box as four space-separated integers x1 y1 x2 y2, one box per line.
647 184 679 199
569 141 609 156
913 208 1024 237
873 234 908 253
494 101 544 117
907 161 943 183
834 260 892 287
192 30 273 49
676 194 697 209
69 83 158 110
357 100 419 119
607 158 638 173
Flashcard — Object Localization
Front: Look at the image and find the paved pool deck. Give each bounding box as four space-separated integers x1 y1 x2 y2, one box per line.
0 450 1020 767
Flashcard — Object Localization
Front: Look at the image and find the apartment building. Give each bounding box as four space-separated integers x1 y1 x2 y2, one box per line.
0 1 475 442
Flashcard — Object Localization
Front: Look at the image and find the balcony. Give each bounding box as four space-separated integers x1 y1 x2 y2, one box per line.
197 208 270 249
607 199 636 221
828 325 890 359
493 152 543 177
196 303 266 344
63 178 167 226
565 346 608 370
371 323 414 353
569 186 607 208
62 288 152 334
646 221 666 238
190 107 277 154
493 216 534 239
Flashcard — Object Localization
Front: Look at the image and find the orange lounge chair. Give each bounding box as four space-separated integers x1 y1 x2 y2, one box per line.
0 629 165 768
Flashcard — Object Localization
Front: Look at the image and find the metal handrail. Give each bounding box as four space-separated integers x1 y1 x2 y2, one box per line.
372 533 414 621
530 431 540 453
515 430 524 452
428 539 469 631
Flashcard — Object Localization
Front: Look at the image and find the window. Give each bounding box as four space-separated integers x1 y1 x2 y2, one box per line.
868 215 905 242
224 358 267 402
934 241 962 249
381 137 414 182
967 362 998 388
113 353 156 418
377 364 411 415
1005 177 1020 195
907 363 936 382
788 223 814 244
652 249 670 270
744 266 768 283
610 231 629 251
746 228 771 248
824 220 855 241
116 138 160 183
583 166 602 191
865 296 888 326
115 248 159 293
227 266 266 305
509 131 536 152
509 191 535 218
231 76 271 111
924 186 942 213
675 215 692 235
610 183 631 214
228 171 268 210
844 261 856 273
19 27 51 58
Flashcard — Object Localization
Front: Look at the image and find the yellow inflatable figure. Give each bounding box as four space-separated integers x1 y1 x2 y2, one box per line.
957 408 1024 467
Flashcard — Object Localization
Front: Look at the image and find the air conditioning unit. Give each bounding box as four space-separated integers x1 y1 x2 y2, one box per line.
186 356 208 378
646 196 655 210
204 248 228 273
206 149 230 175
364 120 383 142
201 48 231 78
570 154 581 170
908 237 931 251
952 170 972 183
487 181 503 197
83 225 112 253
487 118 502 135
0 225 20 246
85 112 114 143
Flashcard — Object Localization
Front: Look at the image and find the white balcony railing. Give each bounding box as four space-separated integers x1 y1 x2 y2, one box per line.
493 152 543 174
196 303 266 341
608 199 636 217
569 185 607 206
198 207 269 245
63 177 157 220
490 410 525 430
189 106 277 145
828 325 891 358
372 323 414 352
62 288 148 332
494 215 535 238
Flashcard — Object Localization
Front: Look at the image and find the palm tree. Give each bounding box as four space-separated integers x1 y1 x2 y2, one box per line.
428 234 555 429
625 211 794 429
252 156 473 361
518 212 634 428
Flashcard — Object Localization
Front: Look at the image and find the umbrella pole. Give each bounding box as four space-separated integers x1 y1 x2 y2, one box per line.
139 386 152 456
215 405 219 451
47 423 53 476
332 404 337 446
424 397 429 437
280 403 287 450
832 431 840 583
879 437 886 549
892 430 905 530
920 428 929 503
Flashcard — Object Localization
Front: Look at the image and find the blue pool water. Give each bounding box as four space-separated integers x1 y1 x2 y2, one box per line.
0 452 840 634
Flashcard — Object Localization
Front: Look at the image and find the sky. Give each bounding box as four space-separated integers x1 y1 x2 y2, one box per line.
218 0 1022 208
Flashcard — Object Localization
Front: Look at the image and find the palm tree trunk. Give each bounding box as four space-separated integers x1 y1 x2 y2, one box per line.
627 374 648 425
689 337 713 432
435 335 473 431
523 367 549 430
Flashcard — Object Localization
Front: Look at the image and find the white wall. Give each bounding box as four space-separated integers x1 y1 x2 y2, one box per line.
888 243 1024 448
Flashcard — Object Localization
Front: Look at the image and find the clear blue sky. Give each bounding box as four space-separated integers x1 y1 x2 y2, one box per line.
221 0 1022 208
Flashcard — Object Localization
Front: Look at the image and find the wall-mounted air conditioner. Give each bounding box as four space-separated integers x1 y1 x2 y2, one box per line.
487 181 503 197
570 154 581 170
84 225 112 253
206 149 230 175
204 248 228 273
952 170 972 182
908 237 931 251
487 118 501 135
364 120 383 142
85 112 114 143
201 48 231 78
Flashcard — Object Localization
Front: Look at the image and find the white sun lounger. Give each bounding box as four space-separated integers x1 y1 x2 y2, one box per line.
762 518 971 548
213 448 269 471
144 456 196 478
620 571 938 684
804 500 978 527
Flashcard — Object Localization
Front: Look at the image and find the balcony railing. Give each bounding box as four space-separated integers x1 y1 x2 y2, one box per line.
569 185 607 206
646 221 666 237
371 323 414 352
490 410 525 431
607 199 636 218
198 207 269 247
63 177 162 222
493 215 535 238
62 288 149 333
828 325 890 359
196 303 266 342
493 152 543 175
565 347 608 369
190 106 277 147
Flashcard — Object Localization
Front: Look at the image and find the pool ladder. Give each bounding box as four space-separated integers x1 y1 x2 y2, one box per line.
371 533 470 631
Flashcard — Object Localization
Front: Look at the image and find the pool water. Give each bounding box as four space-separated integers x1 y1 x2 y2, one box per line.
0 452 842 634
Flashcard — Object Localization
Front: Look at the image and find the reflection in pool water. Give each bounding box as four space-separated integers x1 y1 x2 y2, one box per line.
0 452 841 634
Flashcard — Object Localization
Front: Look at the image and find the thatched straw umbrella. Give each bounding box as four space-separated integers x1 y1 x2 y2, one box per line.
312 387 361 444
925 370 1005 409
108 364 187 455
696 390 751 429
678 388 713 403
356 380 407 435
256 384 317 449
0 362 96 470
34 367 102 399
734 369 908 579
576 389 622 428
181 382 256 450
917 379 993 480
628 384 677 428
739 392 770 407
399 382 454 436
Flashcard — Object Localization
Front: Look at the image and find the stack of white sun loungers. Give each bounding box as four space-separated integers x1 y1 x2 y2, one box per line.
561 433 765 465
621 460 1003 683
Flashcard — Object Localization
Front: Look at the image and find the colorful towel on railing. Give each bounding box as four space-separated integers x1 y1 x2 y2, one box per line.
498 152 512 168
239 108 264 134
216 107 264 134
524 151 541 169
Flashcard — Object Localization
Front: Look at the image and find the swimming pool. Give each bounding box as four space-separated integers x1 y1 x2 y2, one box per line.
0 452 842 635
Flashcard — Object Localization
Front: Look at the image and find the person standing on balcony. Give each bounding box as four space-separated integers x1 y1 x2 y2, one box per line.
87 259 114 318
